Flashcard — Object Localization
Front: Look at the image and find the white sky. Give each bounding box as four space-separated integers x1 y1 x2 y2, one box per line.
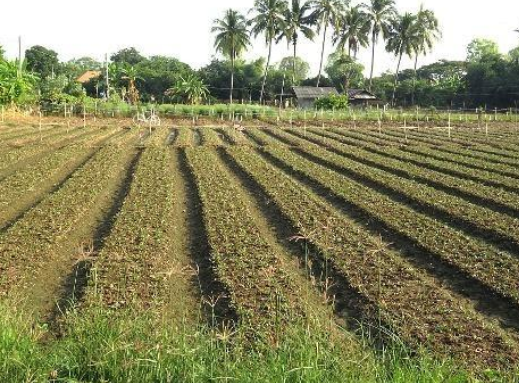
1 0 518 77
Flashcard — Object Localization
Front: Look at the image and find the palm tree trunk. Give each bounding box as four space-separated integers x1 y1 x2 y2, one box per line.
391 52 403 107
411 54 418 105
230 54 235 105
292 39 297 87
260 39 273 105
369 31 376 91
317 21 328 88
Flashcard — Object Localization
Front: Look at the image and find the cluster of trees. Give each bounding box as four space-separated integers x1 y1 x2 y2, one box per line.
1 3 518 109
214 0 441 105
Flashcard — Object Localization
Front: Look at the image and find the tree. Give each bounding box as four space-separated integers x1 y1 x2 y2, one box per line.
0 46 5 61
467 39 500 62
325 51 365 91
166 74 209 105
0 60 38 105
121 66 143 104
25 45 59 79
279 56 310 85
386 12 418 105
364 0 396 90
411 6 440 104
277 0 316 86
111 48 146 65
312 0 345 87
332 5 370 58
250 0 287 103
212 9 251 104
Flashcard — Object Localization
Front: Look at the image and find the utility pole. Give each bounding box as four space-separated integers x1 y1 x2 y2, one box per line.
18 36 23 76
105 53 110 100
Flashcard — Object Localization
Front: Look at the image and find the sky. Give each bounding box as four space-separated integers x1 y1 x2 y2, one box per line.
1 0 518 77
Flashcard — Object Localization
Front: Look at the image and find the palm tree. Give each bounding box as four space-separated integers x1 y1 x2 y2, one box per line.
411 6 441 104
0 60 38 105
166 75 209 105
212 9 251 105
386 12 418 106
277 0 316 86
250 0 287 104
413 6 441 73
312 0 345 87
332 5 370 58
364 0 397 90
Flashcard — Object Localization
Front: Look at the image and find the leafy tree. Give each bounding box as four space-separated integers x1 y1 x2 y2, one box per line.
212 9 251 104
509 46 519 64
466 39 500 62
312 0 345 87
250 0 287 103
111 48 146 65
333 5 370 58
199 59 264 102
136 56 194 103
277 0 316 85
386 12 418 105
325 51 365 90
25 45 59 79
364 0 397 90
278 56 310 85
0 45 5 60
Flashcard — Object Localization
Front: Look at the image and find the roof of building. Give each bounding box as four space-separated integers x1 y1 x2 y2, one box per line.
76 70 102 84
292 86 339 99
347 89 377 100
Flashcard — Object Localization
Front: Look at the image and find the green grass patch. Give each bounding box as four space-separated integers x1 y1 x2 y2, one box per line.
0 303 515 382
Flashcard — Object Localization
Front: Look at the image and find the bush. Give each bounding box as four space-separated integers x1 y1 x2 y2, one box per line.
315 94 349 110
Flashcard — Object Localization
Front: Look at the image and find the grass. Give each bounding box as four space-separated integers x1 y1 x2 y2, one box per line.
0 301 496 383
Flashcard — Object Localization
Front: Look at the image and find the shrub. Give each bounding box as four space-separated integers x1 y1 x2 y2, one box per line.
315 94 349 110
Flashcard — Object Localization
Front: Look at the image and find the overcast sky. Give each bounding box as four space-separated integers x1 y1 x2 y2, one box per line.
1 0 518 76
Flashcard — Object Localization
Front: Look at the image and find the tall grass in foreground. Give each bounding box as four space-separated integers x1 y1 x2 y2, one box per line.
0 303 515 382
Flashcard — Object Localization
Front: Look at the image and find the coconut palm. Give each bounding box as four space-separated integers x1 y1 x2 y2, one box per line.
212 9 251 105
413 6 441 73
364 0 397 90
386 12 418 106
277 0 316 86
410 6 441 104
250 0 287 104
312 0 345 87
332 5 370 58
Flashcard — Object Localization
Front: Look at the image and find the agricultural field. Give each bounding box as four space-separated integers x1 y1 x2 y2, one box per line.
1 115 519 382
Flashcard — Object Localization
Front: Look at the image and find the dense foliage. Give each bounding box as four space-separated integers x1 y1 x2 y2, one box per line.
0 0 518 108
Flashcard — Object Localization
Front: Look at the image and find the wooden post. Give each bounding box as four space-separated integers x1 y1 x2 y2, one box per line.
39 111 43 142
485 122 489 140
378 119 382 134
67 119 70 134
83 104 86 128
494 107 498 122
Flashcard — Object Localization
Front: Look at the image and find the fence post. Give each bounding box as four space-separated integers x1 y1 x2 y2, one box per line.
39 111 43 142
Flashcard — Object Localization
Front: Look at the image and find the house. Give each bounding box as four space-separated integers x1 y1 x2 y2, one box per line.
292 86 339 109
347 89 378 105
76 70 102 84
